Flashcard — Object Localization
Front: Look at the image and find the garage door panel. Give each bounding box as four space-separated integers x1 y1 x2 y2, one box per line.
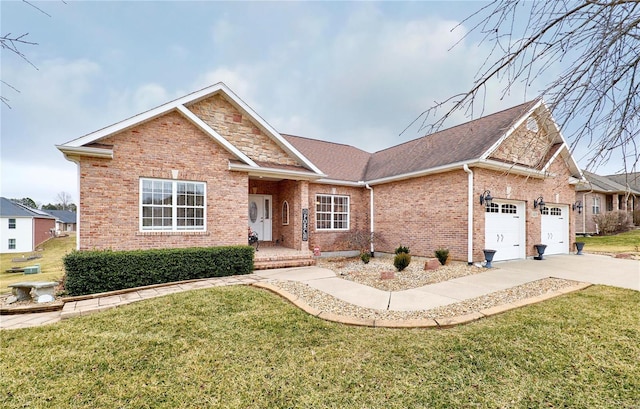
541 206 569 255
485 202 525 261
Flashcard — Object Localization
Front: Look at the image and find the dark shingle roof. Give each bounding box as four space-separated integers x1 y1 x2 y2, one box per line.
45 210 77 224
282 134 372 182
284 100 540 182
365 100 538 181
0 197 55 218
605 172 640 193
577 171 640 194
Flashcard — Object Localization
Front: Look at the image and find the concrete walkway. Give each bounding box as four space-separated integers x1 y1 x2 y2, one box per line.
1 254 637 330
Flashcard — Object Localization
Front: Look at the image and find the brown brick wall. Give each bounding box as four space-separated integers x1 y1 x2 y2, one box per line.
308 184 369 253
34 218 55 249
187 95 301 167
77 110 248 251
373 171 469 259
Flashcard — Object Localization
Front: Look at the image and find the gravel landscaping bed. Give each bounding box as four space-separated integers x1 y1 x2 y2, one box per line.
271 256 581 320
316 255 485 291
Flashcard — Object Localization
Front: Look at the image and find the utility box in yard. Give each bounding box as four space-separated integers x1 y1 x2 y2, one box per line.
23 264 41 275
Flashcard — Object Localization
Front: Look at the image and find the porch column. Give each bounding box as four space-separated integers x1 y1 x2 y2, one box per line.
298 180 310 252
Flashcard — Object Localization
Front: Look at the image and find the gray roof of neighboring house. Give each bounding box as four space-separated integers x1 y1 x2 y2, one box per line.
45 210 77 224
605 172 640 193
0 197 56 218
284 100 542 182
576 171 640 194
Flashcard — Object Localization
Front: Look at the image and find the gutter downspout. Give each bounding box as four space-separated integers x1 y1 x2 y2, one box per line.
463 165 474 265
365 183 374 256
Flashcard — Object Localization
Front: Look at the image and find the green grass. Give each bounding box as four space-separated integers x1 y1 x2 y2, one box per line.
2 285 639 408
0 234 76 293
578 229 640 254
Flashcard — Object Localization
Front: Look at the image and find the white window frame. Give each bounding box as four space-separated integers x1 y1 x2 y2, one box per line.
8 218 16 229
592 197 600 215
8 238 16 250
139 178 207 232
315 194 349 231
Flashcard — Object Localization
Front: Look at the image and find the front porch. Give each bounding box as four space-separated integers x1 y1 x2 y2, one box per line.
252 243 316 270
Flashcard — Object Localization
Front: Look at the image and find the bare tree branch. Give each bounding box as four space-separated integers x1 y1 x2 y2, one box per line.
415 0 640 174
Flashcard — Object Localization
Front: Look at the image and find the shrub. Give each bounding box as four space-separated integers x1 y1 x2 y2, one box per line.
360 252 371 264
63 246 254 296
394 245 410 255
435 248 449 265
393 252 411 271
593 211 634 235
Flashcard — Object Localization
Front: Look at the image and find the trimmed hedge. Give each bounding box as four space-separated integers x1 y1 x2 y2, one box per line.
63 246 254 296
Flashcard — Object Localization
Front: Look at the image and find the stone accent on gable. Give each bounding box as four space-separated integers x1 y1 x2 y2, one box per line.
186 94 302 167
489 114 555 169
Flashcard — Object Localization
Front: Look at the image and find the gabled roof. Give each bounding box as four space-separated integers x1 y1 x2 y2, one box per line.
0 198 56 219
577 171 640 194
57 82 325 178
45 210 77 224
286 99 581 184
366 100 541 181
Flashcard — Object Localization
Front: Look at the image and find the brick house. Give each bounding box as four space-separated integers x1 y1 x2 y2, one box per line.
575 171 640 234
57 83 582 263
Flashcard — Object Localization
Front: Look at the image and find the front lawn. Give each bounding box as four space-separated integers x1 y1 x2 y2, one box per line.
0 234 76 294
578 229 640 254
1 285 638 408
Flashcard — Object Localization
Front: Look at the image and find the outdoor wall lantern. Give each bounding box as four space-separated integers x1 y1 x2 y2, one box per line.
533 196 545 209
479 190 493 207
572 200 583 214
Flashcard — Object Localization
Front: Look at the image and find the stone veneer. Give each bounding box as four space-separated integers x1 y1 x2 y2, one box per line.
186 94 301 167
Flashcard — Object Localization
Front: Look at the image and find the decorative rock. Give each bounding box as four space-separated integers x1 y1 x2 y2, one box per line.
424 259 440 270
380 271 395 280
37 294 55 303
6 295 18 304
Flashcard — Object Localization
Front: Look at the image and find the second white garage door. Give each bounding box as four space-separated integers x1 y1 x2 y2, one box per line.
541 205 569 255
484 201 526 261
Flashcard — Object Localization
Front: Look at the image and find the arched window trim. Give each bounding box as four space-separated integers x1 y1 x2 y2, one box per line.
282 201 289 225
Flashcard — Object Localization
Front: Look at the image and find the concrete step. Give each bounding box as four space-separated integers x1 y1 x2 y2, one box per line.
253 258 316 270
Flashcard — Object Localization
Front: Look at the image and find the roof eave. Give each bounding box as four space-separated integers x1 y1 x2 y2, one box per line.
56 145 114 159
228 162 326 181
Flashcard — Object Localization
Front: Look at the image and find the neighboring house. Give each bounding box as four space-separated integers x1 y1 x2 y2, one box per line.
575 171 640 234
57 83 583 263
0 197 56 253
44 210 77 233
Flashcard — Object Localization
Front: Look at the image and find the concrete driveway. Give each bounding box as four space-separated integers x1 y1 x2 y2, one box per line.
496 253 639 291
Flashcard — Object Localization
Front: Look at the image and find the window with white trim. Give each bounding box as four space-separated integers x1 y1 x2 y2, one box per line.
282 201 289 225
8 218 16 229
316 194 349 230
8 238 16 250
592 197 600 215
140 178 206 231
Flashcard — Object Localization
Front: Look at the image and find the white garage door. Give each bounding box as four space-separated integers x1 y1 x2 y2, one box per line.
541 205 569 255
484 201 526 261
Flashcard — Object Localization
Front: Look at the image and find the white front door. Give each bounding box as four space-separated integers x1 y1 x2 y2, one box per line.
248 194 272 241
484 201 526 261
541 205 569 255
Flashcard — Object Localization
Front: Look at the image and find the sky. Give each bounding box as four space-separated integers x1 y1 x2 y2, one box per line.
0 0 624 207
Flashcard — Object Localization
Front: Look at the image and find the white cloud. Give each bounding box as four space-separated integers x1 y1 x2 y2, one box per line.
0 159 78 204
